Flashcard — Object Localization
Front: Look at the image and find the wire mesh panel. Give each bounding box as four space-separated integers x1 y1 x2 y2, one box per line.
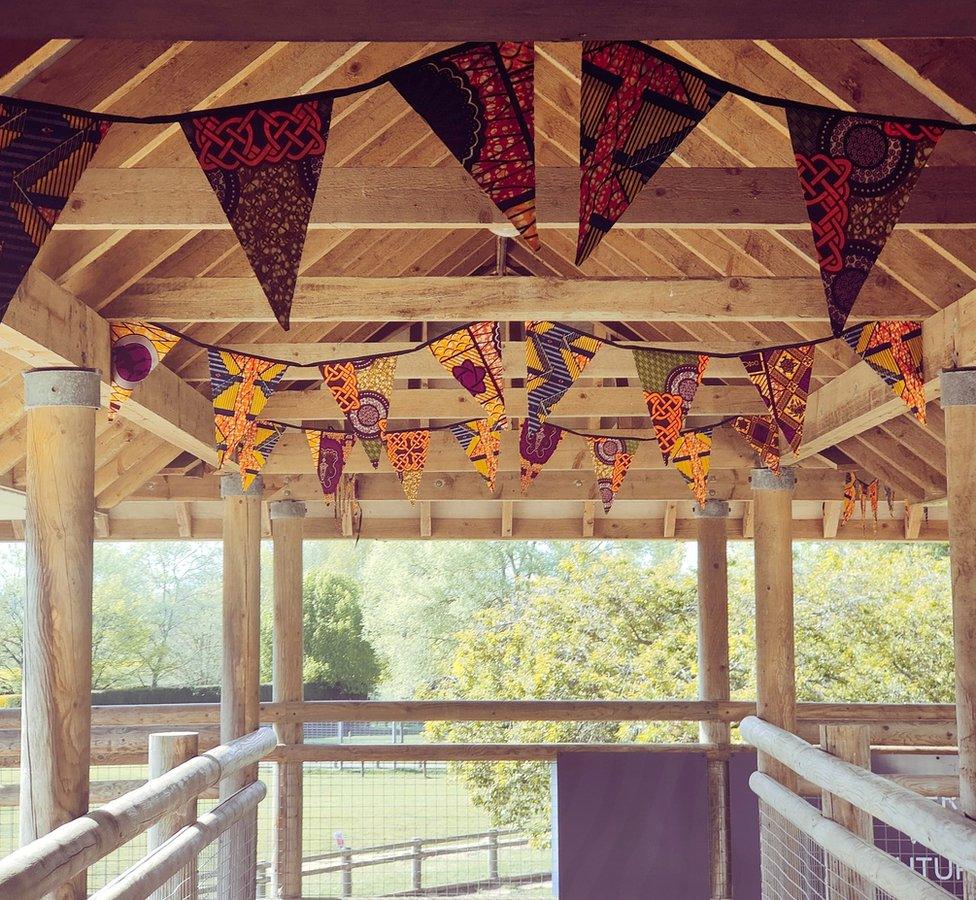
300 760 552 898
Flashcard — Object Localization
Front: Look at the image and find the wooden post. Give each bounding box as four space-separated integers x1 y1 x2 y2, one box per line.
941 370 976 899
148 732 200 900
752 467 797 790
694 500 732 900
20 368 99 900
219 474 263 900
270 499 305 900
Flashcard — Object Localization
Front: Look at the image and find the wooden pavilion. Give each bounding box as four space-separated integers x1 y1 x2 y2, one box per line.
0 5 975 899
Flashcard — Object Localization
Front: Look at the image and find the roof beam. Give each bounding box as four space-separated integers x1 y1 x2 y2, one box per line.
7 2 973 39
60 167 976 231
107 275 928 322
0 269 219 464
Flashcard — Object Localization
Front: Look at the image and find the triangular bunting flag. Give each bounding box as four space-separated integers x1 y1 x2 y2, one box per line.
586 436 638 513
305 429 356 499
236 421 285 490
182 98 333 330
632 349 709 463
208 349 288 468
429 323 507 428
320 356 398 468
0 101 110 321
526 321 602 438
384 429 430 505
391 42 538 249
786 108 943 335
729 415 781 474
577 42 725 265
842 471 857 524
844 320 925 423
109 322 181 419
670 429 713 506
740 345 815 453
519 420 563 495
449 419 501 492
843 472 881 528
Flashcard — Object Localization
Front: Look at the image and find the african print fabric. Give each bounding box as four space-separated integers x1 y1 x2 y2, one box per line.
429 322 507 428
236 421 285 490
0 101 109 322
525 321 602 438
108 322 181 419
740 345 815 453
182 98 333 330
577 42 725 265
632 349 709 463
391 42 538 250
842 471 857 523
208 350 288 469
448 419 501 492
670 429 712 506
384 428 430 505
844 320 925 423
842 472 881 527
519 419 563 496
586 436 638 513
320 355 398 469
305 429 356 499
786 108 943 335
729 415 781 473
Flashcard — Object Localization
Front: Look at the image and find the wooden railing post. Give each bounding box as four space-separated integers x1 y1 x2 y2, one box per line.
148 732 200 900
340 849 353 897
270 499 306 900
695 499 732 900
487 829 500 881
411 838 423 892
20 368 100 900
941 369 976 900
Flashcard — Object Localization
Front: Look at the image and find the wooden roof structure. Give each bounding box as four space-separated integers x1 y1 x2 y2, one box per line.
0 24 974 541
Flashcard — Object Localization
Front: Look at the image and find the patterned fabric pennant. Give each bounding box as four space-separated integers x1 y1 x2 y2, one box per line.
320 356 398 468
182 98 333 330
786 108 943 335
577 42 725 265
236 421 285 490
305 429 356 499
391 42 537 249
384 428 431 505
108 322 181 419
586 436 639 513
670 429 712 506
632 349 709 463
208 350 287 468
519 420 563 495
0 101 110 321
740 345 815 453
525 321 602 438
449 419 501 492
429 323 507 428
729 415 781 474
843 472 881 528
844 320 925 423
842 471 858 524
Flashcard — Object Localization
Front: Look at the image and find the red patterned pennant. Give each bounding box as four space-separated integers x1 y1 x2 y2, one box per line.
182 98 333 330
729 415 781 474
786 109 942 335
632 349 709 463
384 428 431 505
740 345 815 453
586 436 639 512
391 42 537 249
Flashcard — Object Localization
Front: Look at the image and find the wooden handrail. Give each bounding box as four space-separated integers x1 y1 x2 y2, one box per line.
0 728 276 900
88 782 266 900
751 772 954 900
741 716 976 875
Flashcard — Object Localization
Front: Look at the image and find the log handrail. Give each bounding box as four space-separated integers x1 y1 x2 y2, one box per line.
750 772 954 900
741 715 976 875
87 781 266 900
0 727 276 900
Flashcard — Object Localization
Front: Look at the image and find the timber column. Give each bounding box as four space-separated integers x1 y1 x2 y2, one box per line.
20 368 100 900
270 499 306 900
942 370 976 843
694 500 732 900
751 467 797 790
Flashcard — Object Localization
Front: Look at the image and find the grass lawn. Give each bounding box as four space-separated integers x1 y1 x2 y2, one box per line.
0 762 552 899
